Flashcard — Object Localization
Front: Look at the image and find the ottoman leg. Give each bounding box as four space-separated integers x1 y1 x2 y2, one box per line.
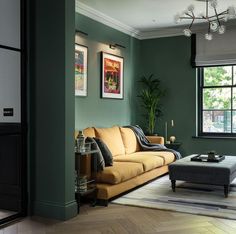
171 180 176 192
224 185 229 198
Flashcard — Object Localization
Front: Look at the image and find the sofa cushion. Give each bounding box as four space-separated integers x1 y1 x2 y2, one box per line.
114 153 164 172
119 127 140 154
153 151 175 165
94 138 113 166
95 126 125 157
146 136 164 145
83 127 96 138
96 161 144 185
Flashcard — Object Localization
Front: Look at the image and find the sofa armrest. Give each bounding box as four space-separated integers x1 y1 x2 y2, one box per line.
146 136 164 145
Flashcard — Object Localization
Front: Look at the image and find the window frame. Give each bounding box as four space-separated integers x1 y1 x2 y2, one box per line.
198 65 236 137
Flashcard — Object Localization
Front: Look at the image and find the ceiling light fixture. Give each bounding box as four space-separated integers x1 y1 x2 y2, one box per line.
175 0 236 40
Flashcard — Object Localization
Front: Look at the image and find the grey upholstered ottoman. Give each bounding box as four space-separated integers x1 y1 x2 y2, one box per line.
169 155 236 197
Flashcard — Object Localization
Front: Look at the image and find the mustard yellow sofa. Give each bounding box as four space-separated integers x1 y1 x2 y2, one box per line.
77 126 175 202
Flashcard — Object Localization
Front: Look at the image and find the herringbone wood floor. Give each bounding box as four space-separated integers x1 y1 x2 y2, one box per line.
1 204 236 234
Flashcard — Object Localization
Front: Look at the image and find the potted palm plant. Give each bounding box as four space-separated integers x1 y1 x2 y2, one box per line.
138 74 165 135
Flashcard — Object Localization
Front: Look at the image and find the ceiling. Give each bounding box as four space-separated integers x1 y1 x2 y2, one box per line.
76 0 236 39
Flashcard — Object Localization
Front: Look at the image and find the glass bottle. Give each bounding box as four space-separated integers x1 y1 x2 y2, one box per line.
77 130 85 152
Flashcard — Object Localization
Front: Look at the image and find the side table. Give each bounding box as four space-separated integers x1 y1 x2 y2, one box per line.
75 149 99 213
165 142 182 150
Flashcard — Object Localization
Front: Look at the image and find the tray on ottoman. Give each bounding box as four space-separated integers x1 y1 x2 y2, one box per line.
191 154 225 162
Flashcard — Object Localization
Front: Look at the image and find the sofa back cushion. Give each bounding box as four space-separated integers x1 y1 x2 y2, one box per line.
119 127 140 154
95 126 125 157
83 127 96 138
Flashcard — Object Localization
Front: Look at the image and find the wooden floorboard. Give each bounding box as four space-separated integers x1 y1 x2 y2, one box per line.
1 204 236 233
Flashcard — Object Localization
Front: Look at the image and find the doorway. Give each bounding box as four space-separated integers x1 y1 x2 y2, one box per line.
0 0 27 226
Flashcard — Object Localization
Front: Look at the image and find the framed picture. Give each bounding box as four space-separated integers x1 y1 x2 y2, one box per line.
101 52 124 99
75 44 88 96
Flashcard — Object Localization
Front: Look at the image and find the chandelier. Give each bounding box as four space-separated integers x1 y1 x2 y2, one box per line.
175 0 236 40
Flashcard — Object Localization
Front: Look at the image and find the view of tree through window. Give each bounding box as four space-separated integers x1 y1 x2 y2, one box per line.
200 66 236 134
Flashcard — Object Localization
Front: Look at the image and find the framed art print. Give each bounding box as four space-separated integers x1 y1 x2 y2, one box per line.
101 52 124 99
75 44 88 96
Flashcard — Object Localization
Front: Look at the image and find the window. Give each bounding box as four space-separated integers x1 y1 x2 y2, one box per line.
198 65 236 136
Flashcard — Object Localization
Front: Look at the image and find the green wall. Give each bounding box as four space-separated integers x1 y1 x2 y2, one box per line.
75 14 140 130
140 36 236 156
28 0 77 220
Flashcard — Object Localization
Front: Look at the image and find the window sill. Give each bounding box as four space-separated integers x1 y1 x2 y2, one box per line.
192 136 236 140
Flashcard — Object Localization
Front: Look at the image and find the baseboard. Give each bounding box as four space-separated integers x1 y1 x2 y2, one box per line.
33 199 77 220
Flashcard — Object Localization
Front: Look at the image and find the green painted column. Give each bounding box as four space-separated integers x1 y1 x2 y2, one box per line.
29 0 77 220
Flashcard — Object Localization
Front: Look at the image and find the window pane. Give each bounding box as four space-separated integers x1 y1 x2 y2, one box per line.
234 66 236 85
203 88 231 110
203 111 231 133
234 88 236 109
204 66 232 86
233 111 236 133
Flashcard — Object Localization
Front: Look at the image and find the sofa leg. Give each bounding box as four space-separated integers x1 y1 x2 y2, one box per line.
224 185 229 198
171 180 176 192
102 199 109 207
97 199 109 206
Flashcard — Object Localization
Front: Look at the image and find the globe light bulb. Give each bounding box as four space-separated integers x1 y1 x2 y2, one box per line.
210 21 219 32
218 25 226 34
228 6 236 19
205 33 213 40
183 28 192 37
187 4 195 12
210 0 218 9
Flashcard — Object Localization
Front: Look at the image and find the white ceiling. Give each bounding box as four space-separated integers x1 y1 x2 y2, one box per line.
76 0 236 39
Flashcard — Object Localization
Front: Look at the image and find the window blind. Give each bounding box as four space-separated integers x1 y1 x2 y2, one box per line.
192 26 236 67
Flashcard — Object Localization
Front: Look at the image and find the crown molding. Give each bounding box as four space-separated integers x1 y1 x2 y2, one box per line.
75 0 185 39
75 1 236 40
139 24 206 40
139 28 184 40
139 20 236 40
76 1 141 39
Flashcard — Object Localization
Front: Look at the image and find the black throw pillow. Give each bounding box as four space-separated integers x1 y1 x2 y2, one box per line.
85 137 105 172
94 138 113 166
